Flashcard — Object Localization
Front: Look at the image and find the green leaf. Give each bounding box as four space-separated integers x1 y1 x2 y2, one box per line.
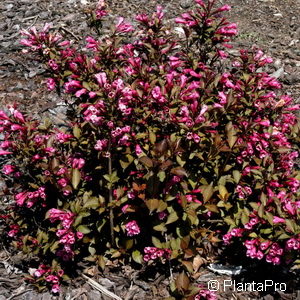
224 216 236 226
241 212 249 225
265 212 274 225
88 245 96 256
176 155 186 167
103 171 119 184
83 198 100 209
149 130 156 144
166 211 179 225
201 183 214 203
77 225 91 234
249 202 259 210
82 81 91 91
277 233 290 240
286 219 295 233
72 168 81 189
145 199 159 212
233 170 241 184
258 204 264 218
218 185 228 199
226 121 237 148
50 241 60 253
153 224 167 232
152 236 162 248
73 125 81 139
260 193 267 206
158 171 166 182
73 215 83 227
132 250 143 264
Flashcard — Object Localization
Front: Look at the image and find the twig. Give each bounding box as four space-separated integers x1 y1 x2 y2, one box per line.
70 288 86 300
7 289 33 300
23 15 39 21
0 277 17 283
26 15 39 30
108 140 115 247
165 234 174 283
59 26 81 41
82 274 122 300
124 282 138 300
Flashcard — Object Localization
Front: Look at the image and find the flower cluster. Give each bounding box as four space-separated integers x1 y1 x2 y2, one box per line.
47 209 84 261
194 287 217 300
32 264 64 294
125 220 140 236
143 247 172 262
15 187 46 208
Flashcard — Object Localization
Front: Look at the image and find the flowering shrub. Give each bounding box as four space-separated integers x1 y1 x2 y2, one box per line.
0 0 299 297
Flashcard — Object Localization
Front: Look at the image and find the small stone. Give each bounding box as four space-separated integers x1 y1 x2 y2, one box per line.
271 67 284 79
5 4 14 10
283 74 300 85
41 292 52 300
98 278 115 289
179 0 193 9
87 290 101 300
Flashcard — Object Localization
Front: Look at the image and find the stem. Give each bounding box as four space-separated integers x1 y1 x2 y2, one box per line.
108 140 115 247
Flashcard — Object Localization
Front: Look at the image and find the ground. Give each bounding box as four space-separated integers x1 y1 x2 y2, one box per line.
0 0 299 299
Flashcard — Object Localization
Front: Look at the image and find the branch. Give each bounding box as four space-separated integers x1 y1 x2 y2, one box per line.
108 139 115 247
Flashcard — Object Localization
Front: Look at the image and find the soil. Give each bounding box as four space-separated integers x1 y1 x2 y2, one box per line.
0 0 300 299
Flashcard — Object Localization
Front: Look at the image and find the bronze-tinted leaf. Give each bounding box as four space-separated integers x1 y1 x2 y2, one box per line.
170 167 188 177
145 199 159 212
226 121 237 148
160 160 173 170
176 272 190 293
155 139 168 154
72 168 81 189
139 156 153 168
201 183 214 203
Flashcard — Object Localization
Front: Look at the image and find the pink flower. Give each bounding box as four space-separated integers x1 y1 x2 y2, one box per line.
158 211 167 220
155 5 164 20
115 17 134 33
0 150 12 155
125 220 140 236
260 240 271 250
15 191 28 206
57 178 68 188
34 269 46 277
96 0 108 19
72 158 85 169
135 144 143 156
95 72 107 86
2 164 15 175
75 88 87 97
64 80 82 93
216 4 231 12
95 139 108 151
216 23 238 36
273 216 286 224
286 238 300 250
0 110 9 120
56 132 73 143
194 288 217 300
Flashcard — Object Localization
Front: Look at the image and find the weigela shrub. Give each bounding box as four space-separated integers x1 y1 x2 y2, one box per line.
0 0 299 297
